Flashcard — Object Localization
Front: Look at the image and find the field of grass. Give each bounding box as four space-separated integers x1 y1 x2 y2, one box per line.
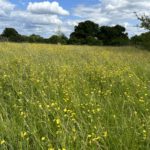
0 43 150 150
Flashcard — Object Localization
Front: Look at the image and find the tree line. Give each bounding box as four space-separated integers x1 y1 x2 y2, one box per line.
0 15 150 49
0 21 129 46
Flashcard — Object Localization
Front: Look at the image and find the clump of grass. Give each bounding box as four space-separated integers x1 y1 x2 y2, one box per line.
0 43 150 150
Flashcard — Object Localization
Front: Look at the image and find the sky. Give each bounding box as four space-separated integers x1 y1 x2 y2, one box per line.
0 0 150 38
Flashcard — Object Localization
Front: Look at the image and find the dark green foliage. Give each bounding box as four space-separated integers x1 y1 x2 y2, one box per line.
97 25 129 45
2 28 19 38
68 37 82 45
132 13 150 50
73 20 99 38
1 28 24 42
0 28 68 44
131 32 150 51
69 21 129 46
86 36 103 46
131 35 143 45
28 34 45 43
69 20 100 45
48 34 68 44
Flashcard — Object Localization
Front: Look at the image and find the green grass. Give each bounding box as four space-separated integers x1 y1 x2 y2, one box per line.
0 43 150 150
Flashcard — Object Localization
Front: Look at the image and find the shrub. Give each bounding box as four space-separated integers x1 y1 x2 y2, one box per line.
131 32 150 51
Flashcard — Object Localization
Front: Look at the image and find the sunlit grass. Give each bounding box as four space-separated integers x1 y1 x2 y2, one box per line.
0 43 150 150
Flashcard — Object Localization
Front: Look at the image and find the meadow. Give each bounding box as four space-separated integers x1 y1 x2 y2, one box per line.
0 43 150 150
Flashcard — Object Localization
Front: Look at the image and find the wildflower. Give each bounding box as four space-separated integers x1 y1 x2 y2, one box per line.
87 134 92 138
51 103 55 107
92 136 100 142
71 118 76 122
41 137 46 141
56 118 61 125
113 115 116 118
98 90 101 93
21 131 27 138
57 107 60 110
36 79 40 83
18 91 23 95
97 108 100 112
73 135 76 141
72 128 76 132
129 75 132 78
20 112 24 116
0 140 5 145
143 130 146 133
63 108 67 112
46 105 50 108
48 148 54 150
143 130 147 140
3 74 7 78
139 99 144 103
103 131 108 138
134 111 137 115
39 104 42 108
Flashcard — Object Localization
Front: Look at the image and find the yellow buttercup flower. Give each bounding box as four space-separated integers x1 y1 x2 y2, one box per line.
41 137 46 141
21 131 27 138
0 140 5 145
56 118 61 125
103 131 108 138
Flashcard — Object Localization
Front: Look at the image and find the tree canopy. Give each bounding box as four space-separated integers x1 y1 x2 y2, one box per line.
69 20 100 45
48 34 68 44
97 25 129 45
69 21 129 45
1 28 24 42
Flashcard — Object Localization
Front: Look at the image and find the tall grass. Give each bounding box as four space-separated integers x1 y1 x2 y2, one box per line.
0 43 150 150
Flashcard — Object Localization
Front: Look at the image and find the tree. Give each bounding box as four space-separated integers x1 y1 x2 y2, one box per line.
69 20 100 45
2 28 19 37
97 25 129 45
28 34 44 43
131 32 150 51
1 28 23 42
135 13 150 30
48 34 68 44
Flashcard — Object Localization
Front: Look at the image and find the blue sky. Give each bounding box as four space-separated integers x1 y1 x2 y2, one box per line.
0 0 149 37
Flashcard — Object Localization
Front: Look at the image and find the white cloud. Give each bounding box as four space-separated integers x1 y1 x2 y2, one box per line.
66 20 80 26
11 11 62 25
0 0 15 16
27 1 69 16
